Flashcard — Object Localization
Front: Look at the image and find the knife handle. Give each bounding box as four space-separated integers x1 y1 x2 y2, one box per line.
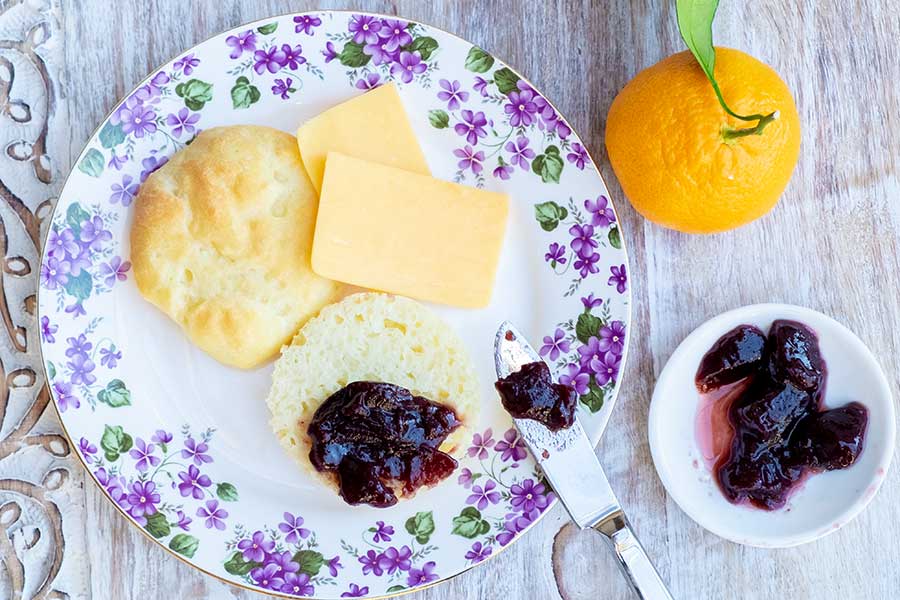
592 511 674 600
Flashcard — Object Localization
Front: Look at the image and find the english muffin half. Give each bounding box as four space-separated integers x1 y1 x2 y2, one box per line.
267 292 480 498
130 125 341 369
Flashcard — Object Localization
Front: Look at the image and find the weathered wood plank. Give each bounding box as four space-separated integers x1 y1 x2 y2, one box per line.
41 0 900 598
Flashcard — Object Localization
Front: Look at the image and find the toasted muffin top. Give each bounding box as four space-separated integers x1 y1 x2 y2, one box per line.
266 292 480 498
130 125 341 369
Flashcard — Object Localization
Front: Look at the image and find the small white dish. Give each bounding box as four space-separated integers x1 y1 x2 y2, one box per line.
649 303 895 548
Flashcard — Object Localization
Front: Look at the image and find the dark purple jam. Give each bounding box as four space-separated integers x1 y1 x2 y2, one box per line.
495 361 577 431
696 320 869 510
792 403 869 470
307 382 461 508
695 324 767 393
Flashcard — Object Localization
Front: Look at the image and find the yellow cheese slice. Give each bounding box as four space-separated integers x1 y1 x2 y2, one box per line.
313 153 509 308
296 83 430 193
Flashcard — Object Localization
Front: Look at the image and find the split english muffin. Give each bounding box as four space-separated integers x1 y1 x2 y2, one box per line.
266 292 480 499
130 125 342 369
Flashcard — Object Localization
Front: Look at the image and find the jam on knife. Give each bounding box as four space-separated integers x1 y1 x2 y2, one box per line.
697 320 869 510
495 361 577 431
308 381 461 508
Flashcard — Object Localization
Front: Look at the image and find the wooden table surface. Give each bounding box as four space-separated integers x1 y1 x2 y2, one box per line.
1 0 898 598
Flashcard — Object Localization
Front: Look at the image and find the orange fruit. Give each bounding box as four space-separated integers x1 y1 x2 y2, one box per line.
605 47 801 234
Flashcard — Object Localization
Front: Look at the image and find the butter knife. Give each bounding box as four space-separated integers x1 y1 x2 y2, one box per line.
494 321 673 600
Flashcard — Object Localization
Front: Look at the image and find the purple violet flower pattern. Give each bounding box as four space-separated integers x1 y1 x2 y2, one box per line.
253 46 287 74
271 77 295 99
567 142 590 169
281 44 306 70
323 41 339 63
41 316 58 343
359 550 382 576
128 437 160 472
371 521 394 543
79 437 97 458
598 320 627 356
466 428 494 459
53 381 79 412
585 194 616 228
124 480 160 524
454 110 487 145
379 19 412 50
466 479 501 510
569 224 598 258
391 51 427 84
453 145 484 174
355 72 381 91
283 572 314 596
327 555 343 577
197 500 228 530
293 14 322 35
181 436 213 466
407 561 439 587
173 53 200 75
40 14 631 598
574 251 600 278
278 512 311 544
473 76 489 95
226 30 257 58
349 14 382 45
41 257 69 290
539 328 571 360
609 264 628 294
545 242 567 266
590 351 622 386
152 429 173 445
119 106 157 138
505 89 537 127
99 256 130 287
510 479 551 513
457 467 474 488
165 108 200 138
377 545 412 574
582 293 603 309
139 154 169 183
438 79 468 110
177 464 211 499
267 549 300 575
239 530 274 563
559 363 590 396
494 428 528 463
251 563 283 590
465 541 492 564
492 162 513 180
332 15 435 99
342 583 369 597
109 175 139 206
505 136 536 170
173 510 192 531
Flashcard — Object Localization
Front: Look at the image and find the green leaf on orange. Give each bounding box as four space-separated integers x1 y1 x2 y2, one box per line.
675 0 777 136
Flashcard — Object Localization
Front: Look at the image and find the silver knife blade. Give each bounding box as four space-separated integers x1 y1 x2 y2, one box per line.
494 321 622 529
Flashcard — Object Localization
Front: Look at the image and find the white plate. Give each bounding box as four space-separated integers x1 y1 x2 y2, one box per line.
38 11 631 599
649 303 895 547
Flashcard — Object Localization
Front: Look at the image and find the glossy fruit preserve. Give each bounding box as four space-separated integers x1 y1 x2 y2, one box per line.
495 361 577 431
696 320 868 510
308 382 461 508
